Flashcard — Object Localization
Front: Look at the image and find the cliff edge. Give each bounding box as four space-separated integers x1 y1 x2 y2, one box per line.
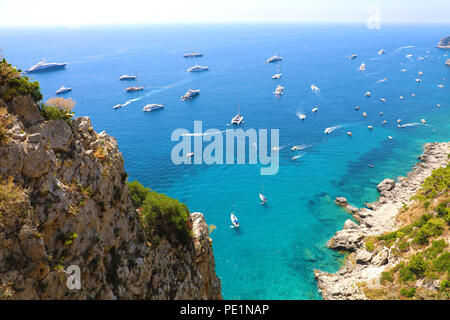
0 59 221 299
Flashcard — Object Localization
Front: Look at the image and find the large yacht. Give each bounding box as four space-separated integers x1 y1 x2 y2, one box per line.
274 85 284 96
25 59 67 73
181 89 200 101
184 53 203 58
142 104 165 112
187 65 209 72
119 74 136 80
265 54 283 64
55 85 72 95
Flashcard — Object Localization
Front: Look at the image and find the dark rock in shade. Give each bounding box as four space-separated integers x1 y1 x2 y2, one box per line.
437 36 450 49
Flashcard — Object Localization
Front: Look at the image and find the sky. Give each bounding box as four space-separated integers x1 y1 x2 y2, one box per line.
0 0 449 27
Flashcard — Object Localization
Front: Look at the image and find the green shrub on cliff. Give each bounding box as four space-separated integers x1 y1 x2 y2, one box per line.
0 58 42 103
413 163 450 201
128 180 192 245
40 97 75 125
128 180 150 208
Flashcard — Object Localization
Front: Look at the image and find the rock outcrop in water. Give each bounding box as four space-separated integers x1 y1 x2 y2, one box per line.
0 67 221 299
315 142 450 300
437 36 450 49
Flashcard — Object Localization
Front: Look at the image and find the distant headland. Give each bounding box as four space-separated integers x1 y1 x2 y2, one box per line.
437 36 450 49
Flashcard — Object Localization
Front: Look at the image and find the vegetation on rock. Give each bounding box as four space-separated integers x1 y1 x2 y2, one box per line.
0 58 42 103
363 159 450 300
40 97 75 125
128 181 193 245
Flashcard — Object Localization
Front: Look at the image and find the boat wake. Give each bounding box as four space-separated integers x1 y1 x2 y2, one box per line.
398 122 423 128
324 125 343 134
393 45 415 54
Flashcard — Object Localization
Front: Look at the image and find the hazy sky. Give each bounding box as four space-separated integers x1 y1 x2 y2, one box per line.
0 0 449 27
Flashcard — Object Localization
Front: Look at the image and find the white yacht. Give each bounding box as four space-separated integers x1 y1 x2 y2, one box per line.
265 54 283 64
25 58 67 73
187 65 209 72
378 49 386 55
272 73 282 79
55 85 71 95
231 102 244 125
358 63 366 71
312 107 318 113
181 89 200 101
380 98 387 103
184 53 203 58
274 85 284 96
142 104 165 112
119 74 136 80
126 73 144 92
349 54 357 60
415 78 422 83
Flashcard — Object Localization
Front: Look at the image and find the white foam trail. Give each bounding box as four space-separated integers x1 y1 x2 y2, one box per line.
324 125 343 134
393 46 415 54
399 123 422 128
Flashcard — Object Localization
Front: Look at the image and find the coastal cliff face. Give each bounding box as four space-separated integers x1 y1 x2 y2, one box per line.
315 142 450 300
0 90 221 299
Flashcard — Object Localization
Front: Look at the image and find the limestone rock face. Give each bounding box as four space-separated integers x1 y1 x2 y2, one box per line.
377 179 395 193
0 93 221 300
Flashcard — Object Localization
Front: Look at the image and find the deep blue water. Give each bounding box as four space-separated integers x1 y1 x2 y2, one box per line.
1 24 449 299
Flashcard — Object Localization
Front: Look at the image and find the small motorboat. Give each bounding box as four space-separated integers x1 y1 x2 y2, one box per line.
291 145 302 151
421 119 426 124
437 104 441 107
418 71 423 76
368 126 374 130
324 127 333 134
56 85 71 95
365 91 371 97
291 155 302 160
380 98 387 103
113 104 123 109
272 73 282 79
259 193 267 204
378 49 386 55
412 93 416 97
186 152 194 158
312 107 318 113
388 136 393 140
355 106 360 110
368 164 375 168
347 132 352 137
379 112 383 116
363 112 367 117
382 120 387 125
231 114 244 125
358 63 366 71
400 96 404 100
274 85 284 96
438 84 444 88
230 213 239 228
296 112 306 120
415 78 422 83
397 119 402 123
142 104 165 112
349 54 357 60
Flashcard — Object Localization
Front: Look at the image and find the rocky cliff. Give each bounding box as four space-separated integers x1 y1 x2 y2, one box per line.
315 142 450 300
0 79 221 299
437 36 450 49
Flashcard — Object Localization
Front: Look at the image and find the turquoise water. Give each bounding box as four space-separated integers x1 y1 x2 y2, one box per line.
1 24 449 299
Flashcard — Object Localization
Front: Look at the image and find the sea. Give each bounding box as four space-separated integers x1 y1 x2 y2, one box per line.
1 23 449 299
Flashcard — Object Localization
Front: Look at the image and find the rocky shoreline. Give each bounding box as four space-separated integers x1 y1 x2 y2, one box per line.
314 142 450 300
